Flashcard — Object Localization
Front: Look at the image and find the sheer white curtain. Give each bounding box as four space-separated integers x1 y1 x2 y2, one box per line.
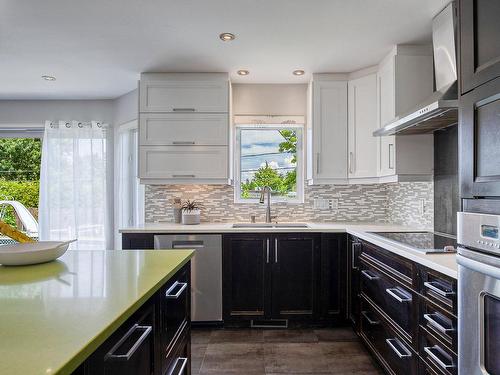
39 121 108 250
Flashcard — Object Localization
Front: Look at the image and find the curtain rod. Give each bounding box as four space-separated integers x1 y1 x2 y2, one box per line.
45 120 108 129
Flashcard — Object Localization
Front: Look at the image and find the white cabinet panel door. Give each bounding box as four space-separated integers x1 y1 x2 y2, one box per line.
309 80 348 183
140 80 229 113
139 113 228 146
377 58 397 177
348 73 378 179
139 146 228 180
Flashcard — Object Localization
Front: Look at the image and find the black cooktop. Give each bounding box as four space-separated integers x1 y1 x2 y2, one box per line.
372 232 457 253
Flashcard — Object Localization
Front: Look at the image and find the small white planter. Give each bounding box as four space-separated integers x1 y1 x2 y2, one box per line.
182 209 201 225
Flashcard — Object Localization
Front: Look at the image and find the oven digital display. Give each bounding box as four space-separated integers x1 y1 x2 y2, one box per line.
481 225 499 239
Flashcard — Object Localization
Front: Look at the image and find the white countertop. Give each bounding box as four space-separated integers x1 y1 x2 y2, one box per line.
119 222 458 279
119 222 429 234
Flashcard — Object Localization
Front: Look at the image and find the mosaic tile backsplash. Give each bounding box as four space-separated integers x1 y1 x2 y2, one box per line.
145 182 433 227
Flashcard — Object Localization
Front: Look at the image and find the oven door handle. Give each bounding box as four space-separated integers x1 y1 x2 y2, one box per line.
457 253 500 280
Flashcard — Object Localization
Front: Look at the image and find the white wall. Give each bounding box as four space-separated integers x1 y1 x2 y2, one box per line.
0 100 114 125
113 89 138 126
232 84 307 116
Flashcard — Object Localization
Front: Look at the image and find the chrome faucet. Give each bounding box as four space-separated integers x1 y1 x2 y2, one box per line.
259 186 273 223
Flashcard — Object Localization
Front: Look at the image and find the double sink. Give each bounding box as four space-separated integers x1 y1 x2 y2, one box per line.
231 223 309 229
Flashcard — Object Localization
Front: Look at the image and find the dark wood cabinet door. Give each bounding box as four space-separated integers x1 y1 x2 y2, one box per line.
347 236 362 330
459 0 500 94
122 233 155 249
459 76 500 198
271 233 321 320
88 305 156 375
223 234 271 322
320 233 347 324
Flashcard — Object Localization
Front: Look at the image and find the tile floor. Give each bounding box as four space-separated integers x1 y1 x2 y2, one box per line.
191 327 384 374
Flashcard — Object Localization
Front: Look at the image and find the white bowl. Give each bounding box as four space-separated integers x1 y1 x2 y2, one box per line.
0 240 74 266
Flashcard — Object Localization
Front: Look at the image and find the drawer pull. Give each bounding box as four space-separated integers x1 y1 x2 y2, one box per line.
361 269 379 281
172 174 196 178
386 288 412 303
166 281 188 299
361 310 380 325
173 108 196 112
386 338 412 358
423 313 454 334
168 357 188 375
424 345 454 370
424 281 454 297
105 324 152 361
172 141 196 145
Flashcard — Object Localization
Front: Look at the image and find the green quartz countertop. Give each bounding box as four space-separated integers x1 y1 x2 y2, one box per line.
0 249 194 375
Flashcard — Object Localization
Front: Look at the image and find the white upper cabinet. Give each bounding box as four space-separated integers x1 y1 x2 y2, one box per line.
140 73 229 113
138 73 230 184
307 75 348 184
348 72 378 180
139 146 228 182
376 46 435 180
139 113 228 146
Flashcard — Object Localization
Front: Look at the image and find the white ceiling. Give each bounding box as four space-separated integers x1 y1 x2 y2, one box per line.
0 0 449 100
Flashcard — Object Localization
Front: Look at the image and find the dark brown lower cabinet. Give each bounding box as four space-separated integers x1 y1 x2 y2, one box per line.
347 236 362 330
360 296 419 375
349 236 458 375
73 263 191 375
223 233 345 325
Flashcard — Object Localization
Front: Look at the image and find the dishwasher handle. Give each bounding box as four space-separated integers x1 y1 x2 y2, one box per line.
171 240 204 249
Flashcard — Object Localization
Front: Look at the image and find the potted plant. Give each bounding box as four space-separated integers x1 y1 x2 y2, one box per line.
181 200 202 225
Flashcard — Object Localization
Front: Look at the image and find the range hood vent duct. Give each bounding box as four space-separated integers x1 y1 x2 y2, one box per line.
374 2 458 136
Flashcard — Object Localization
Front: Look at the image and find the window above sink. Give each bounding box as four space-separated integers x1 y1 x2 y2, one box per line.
233 117 304 204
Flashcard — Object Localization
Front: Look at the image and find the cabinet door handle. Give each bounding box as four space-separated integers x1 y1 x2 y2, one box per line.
275 238 278 263
266 238 270 263
166 281 188 299
351 242 359 270
423 313 454 334
173 108 196 112
361 310 380 325
361 269 379 281
172 174 196 178
349 152 354 174
105 324 152 361
316 153 320 174
386 338 412 358
168 357 188 375
386 288 412 303
388 143 394 169
172 141 196 145
423 281 454 297
424 346 454 370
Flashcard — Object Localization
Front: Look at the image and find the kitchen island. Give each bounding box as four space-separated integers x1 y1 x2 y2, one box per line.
0 249 194 375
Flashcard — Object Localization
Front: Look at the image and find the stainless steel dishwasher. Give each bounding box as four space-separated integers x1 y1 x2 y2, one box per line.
154 234 222 323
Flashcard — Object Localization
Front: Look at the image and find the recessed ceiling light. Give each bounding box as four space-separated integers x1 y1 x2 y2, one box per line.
42 75 56 81
219 32 236 41
293 70 305 76
237 70 250 76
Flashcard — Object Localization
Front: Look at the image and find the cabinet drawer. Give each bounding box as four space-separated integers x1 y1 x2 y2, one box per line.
361 241 415 286
419 326 457 375
140 78 228 113
160 266 190 354
139 146 228 180
139 113 228 146
165 326 191 375
419 298 457 354
419 267 456 316
359 297 418 375
360 260 416 341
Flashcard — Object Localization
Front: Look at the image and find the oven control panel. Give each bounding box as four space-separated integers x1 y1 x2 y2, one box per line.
458 212 500 255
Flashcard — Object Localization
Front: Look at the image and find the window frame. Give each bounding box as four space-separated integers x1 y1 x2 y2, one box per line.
234 123 304 204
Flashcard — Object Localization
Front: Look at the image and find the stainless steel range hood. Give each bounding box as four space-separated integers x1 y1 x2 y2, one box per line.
374 2 458 136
